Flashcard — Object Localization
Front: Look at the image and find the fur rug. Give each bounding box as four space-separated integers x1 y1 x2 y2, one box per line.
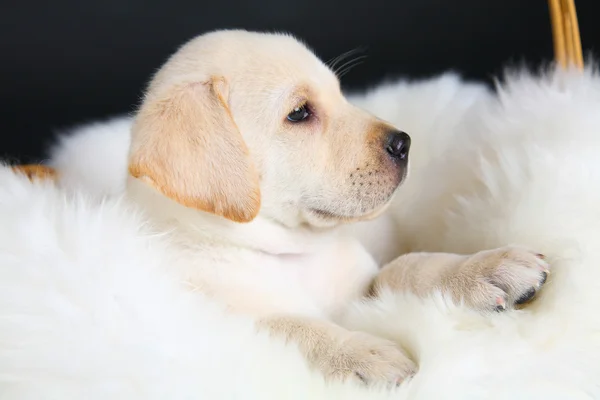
2 65 600 399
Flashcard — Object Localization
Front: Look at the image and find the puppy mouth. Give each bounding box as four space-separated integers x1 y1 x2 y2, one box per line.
308 203 390 223
305 170 408 225
309 208 355 220
307 178 406 224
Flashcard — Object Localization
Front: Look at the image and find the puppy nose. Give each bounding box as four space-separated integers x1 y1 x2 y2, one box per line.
385 130 411 161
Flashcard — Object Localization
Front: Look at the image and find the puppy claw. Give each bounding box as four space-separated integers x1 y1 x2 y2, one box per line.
396 371 415 386
515 287 537 305
355 371 368 384
539 271 548 286
494 297 506 312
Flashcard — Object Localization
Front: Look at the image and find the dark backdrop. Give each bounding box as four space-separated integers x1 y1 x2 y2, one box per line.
2 0 599 163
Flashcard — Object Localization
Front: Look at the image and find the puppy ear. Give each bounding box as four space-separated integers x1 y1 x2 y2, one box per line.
128 76 261 223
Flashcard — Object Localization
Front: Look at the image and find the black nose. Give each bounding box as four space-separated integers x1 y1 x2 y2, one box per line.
386 130 411 161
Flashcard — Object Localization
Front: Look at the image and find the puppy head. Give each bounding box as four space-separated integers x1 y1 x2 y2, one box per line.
128 30 410 228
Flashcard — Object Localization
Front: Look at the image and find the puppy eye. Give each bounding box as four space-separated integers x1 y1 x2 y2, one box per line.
287 104 311 122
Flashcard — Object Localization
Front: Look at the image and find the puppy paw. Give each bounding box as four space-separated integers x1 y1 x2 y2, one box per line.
322 332 417 387
446 246 550 312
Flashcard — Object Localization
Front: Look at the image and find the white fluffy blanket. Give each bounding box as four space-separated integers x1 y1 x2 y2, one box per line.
2 66 600 399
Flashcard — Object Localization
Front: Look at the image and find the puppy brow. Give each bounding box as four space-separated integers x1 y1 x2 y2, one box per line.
290 94 309 107
275 86 307 110
288 81 312 96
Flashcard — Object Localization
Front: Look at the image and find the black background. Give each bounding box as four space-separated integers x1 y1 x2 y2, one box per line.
2 0 599 163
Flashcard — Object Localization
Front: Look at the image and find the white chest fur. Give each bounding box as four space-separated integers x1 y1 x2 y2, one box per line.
172 231 378 320
128 178 379 319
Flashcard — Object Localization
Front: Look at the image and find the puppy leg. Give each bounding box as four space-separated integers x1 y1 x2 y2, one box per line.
372 246 550 312
257 315 416 386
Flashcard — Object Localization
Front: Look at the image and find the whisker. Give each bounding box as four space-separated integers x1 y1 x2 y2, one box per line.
336 56 368 78
326 48 361 70
335 54 367 72
326 46 368 72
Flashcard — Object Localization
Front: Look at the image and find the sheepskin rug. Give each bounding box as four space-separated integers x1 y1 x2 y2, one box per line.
2 65 600 399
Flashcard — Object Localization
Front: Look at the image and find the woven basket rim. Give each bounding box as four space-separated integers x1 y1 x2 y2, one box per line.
549 0 584 69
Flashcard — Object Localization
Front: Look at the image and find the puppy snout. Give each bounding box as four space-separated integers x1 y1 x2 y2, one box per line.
385 131 410 162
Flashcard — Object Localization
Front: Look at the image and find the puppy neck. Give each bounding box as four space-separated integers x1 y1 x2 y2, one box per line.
126 176 337 255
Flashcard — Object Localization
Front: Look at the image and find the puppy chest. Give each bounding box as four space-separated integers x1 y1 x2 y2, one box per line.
210 246 377 317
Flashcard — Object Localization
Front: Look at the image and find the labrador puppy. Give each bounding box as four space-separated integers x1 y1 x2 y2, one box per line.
16 29 549 386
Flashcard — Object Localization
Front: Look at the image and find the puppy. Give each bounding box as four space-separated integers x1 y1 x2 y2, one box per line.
28 29 550 386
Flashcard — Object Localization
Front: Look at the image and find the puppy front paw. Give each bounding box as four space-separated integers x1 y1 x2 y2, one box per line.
321 332 417 387
446 246 550 312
